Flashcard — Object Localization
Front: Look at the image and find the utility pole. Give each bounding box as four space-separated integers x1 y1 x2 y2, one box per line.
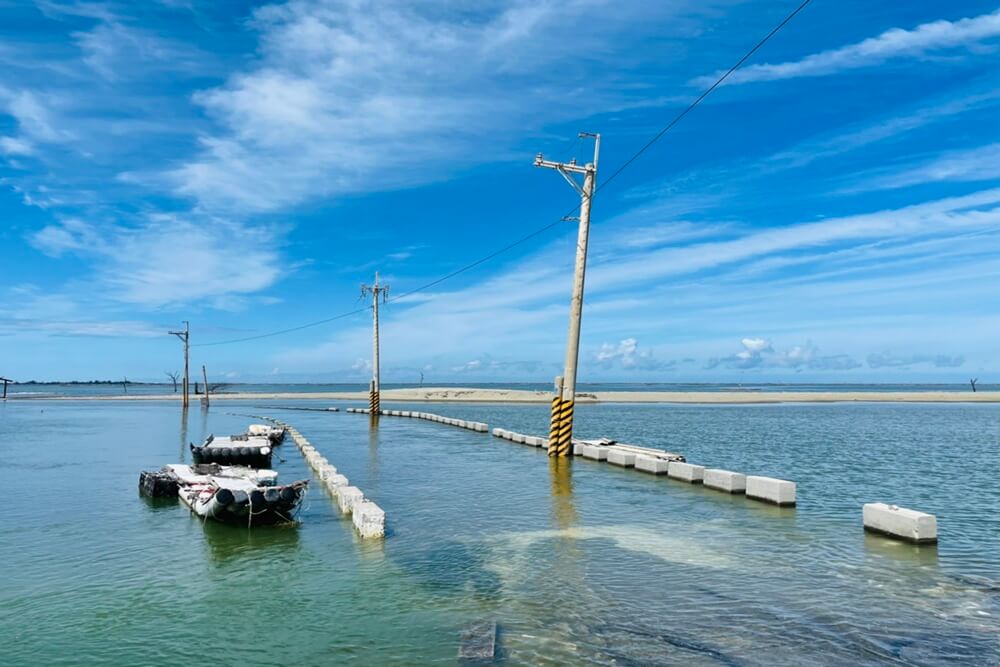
201 365 210 407
535 132 600 457
0 376 11 400
361 272 389 416
169 321 190 408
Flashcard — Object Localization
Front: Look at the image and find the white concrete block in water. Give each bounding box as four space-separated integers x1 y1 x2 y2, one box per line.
634 455 669 474
326 474 349 492
607 449 636 468
475 423 488 432
704 469 746 494
572 443 582 455
582 445 609 461
746 476 796 506
317 464 338 480
352 500 386 539
492 428 503 437
337 486 364 514
527 436 546 447
512 433 525 444
863 503 937 543
668 461 705 483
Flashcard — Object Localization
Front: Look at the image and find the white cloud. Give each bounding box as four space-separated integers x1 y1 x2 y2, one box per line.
850 142 1000 192
867 352 964 369
0 135 33 155
593 337 679 371
73 21 204 80
167 0 686 213
28 215 283 308
706 338 861 371
694 9 1000 86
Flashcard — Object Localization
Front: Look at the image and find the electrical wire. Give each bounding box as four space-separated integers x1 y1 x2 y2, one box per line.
194 0 813 347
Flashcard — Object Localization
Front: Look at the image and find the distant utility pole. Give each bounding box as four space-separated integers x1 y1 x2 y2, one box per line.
0 376 11 400
361 272 389 416
201 365 210 407
169 321 190 408
535 132 600 457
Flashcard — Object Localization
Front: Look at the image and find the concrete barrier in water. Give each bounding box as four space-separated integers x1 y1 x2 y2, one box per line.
337 486 364 514
668 461 704 483
704 469 746 494
746 476 796 506
582 444 609 461
607 449 636 468
634 455 668 474
573 443 583 455
863 503 937 543
256 416 384 539
353 500 386 538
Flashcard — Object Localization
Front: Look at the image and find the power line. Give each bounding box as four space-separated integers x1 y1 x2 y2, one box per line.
195 0 812 347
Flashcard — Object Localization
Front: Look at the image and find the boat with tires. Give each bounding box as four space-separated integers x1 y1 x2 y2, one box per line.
191 433 272 468
139 463 308 526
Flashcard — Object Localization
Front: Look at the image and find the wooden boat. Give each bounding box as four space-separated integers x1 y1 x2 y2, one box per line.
191 434 272 468
140 463 308 526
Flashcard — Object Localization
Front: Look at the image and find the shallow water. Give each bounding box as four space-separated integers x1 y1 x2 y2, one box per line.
1 399 998 665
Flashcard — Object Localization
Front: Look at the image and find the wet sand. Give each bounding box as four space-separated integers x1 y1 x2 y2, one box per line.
29 387 1000 403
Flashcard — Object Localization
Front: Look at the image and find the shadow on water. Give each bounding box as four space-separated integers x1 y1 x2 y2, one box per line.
863 532 940 565
138 493 180 512
201 519 302 564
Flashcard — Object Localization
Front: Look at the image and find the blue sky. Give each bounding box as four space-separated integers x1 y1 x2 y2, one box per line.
2 0 999 383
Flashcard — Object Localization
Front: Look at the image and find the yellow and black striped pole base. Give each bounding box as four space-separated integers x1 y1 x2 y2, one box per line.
548 396 574 457
369 388 380 416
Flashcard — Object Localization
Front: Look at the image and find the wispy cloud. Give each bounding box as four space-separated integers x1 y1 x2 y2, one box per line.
848 142 1000 192
705 338 861 371
867 352 965 369
694 9 1000 86
29 215 284 308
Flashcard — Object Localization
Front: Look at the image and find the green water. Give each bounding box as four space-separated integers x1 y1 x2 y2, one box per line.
1 400 998 665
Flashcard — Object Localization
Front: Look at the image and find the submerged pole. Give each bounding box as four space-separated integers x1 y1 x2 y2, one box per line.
535 133 600 457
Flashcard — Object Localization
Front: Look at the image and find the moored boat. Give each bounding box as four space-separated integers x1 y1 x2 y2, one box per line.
139 463 308 526
248 423 286 444
191 433 272 468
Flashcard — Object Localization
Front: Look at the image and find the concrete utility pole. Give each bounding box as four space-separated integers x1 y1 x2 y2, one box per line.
1 376 11 400
361 272 389 416
169 321 190 408
535 132 600 457
201 365 210 407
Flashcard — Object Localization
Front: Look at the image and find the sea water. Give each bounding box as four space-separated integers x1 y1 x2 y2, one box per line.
0 399 997 665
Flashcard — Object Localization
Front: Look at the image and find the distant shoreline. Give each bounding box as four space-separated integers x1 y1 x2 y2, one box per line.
13 387 1000 404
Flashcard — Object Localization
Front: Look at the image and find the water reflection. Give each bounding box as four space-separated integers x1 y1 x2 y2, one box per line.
863 531 940 565
548 457 576 530
367 420 380 481
201 520 302 564
178 406 189 462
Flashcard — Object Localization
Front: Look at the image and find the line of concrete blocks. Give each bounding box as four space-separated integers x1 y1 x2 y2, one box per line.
346 407 488 433
863 503 937 544
259 417 385 539
570 439 796 507
491 428 549 448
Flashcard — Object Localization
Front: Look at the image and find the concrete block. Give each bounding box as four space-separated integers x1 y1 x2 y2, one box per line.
582 445 608 461
607 449 636 468
492 428 503 437
352 500 386 539
512 433 525 444
317 464 338 480
746 476 796 506
704 469 746 494
326 474 349 492
668 461 705 483
863 503 937 543
527 436 545 447
337 486 364 514
634 455 669 474
457 420 467 428
475 423 488 433
573 443 583 456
